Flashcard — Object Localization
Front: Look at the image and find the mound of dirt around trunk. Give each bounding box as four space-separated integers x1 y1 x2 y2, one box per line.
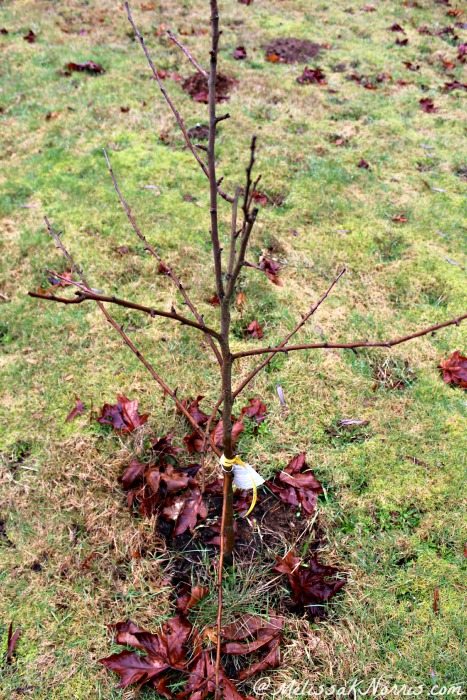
264 37 322 63
182 71 237 103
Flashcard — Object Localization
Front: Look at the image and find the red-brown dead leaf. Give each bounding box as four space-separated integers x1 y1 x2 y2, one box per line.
439 351 467 388
100 615 192 688
419 98 438 113
246 320 264 339
274 551 346 616
23 29 36 43
233 46 247 60
240 397 267 424
251 190 269 206
212 419 244 449
97 395 149 433
176 584 209 613
162 485 208 536
443 80 467 91
389 22 405 32
206 293 220 306
65 61 105 75
236 291 247 310
65 396 85 422
392 213 408 223
47 269 75 287
259 254 282 285
180 395 209 426
268 453 323 516
237 636 281 680
6 622 21 664
296 67 326 85
433 587 440 614
357 158 370 169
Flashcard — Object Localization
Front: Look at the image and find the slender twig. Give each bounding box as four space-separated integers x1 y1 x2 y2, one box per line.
232 313 467 360
103 149 223 365
207 0 224 303
227 188 241 281
124 2 233 204
232 268 346 398
227 208 258 298
41 218 221 454
28 289 222 339
166 29 208 78
242 135 257 224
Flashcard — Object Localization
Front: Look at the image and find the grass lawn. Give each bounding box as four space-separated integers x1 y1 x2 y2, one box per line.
0 0 466 698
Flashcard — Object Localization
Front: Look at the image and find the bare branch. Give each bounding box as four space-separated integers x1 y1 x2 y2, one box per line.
124 2 233 204
28 289 222 340
242 135 257 223
41 218 221 454
226 207 258 298
166 29 208 78
232 313 467 360
103 148 223 364
207 0 224 303
227 188 241 280
232 268 346 398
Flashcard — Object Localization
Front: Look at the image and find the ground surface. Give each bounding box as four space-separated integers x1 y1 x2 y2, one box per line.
0 0 466 698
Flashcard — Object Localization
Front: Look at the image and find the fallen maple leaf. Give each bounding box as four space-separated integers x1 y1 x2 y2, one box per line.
403 61 420 71
162 485 208 535
100 616 191 688
259 254 282 285
97 395 149 433
246 319 264 339
389 22 405 32
65 61 105 75
212 418 245 449
240 397 267 424
176 584 209 613
23 29 36 43
6 622 21 664
357 158 370 169
269 453 323 516
443 80 467 91
251 190 269 206
233 46 247 60
221 613 283 680
392 213 408 223
65 397 85 422
180 395 209 426
47 269 75 287
439 351 467 388
419 98 438 113
274 550 346 616
296 67 326 85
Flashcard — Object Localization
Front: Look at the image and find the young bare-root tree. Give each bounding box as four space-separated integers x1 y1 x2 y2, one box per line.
30 0 466 689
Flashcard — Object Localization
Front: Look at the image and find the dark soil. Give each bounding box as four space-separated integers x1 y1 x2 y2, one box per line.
182 72 237 103
160 487 332 621
264 37 322 63
187 123 210 140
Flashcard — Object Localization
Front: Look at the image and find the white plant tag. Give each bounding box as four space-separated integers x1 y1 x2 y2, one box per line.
232 463 265 490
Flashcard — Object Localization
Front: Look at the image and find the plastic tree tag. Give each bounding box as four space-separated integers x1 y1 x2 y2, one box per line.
232 463 265 490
